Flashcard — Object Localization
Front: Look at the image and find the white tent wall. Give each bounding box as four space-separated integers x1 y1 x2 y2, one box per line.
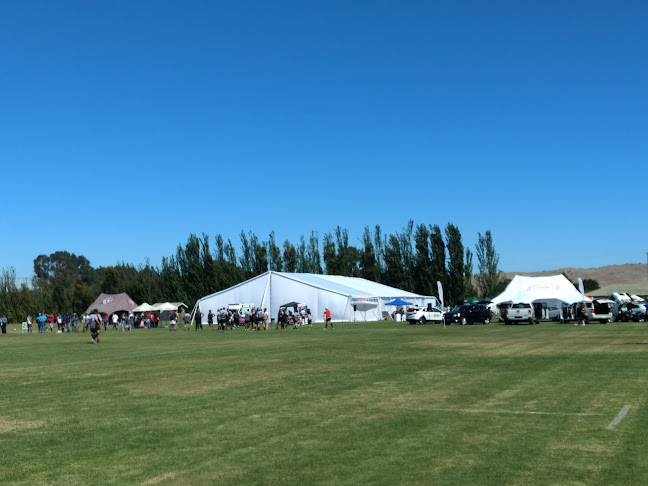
267 273 350 322
194 272 436 323
196 273 270 318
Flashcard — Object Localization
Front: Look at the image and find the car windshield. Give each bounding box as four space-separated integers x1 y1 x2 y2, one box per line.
512 303 530 309
451 305 471 312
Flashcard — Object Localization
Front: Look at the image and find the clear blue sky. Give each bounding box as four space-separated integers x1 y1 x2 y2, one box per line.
2 0 647 280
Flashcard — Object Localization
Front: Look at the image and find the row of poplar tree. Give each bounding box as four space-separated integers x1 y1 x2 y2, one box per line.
0 221 505 322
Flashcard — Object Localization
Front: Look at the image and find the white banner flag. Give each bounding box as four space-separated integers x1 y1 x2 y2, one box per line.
578 278 585 301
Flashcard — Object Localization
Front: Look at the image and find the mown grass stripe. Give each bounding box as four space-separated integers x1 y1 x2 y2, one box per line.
412 407 604 417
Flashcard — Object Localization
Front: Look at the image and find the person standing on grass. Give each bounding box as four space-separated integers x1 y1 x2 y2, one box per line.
307 308 313 330
89 310 101 344
325 307 332 329
256 308 263 331
195 308 203 330
111 313 118 331
27 314 33 333
72 313 79 332
207 310 214 330
575 303 583 326
263 308 269 331
49 314 55 332
184 311 191 330
579 303 588 326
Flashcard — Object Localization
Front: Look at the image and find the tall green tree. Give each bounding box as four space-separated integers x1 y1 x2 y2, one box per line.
282 241 297 272
306 231 323 274
374 225 384 277
429 225 446 296
253 237 268 275
296 236 307 273
322 232 337 275
475 230 501 298
268 231 282 271
445 223 465 305
239 231 255 276
382 234 408 289
413 223 433 295
334 226 360 276
359 226 379 282
464 248 475 298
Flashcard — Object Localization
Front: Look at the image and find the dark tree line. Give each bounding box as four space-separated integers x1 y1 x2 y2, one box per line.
0 222 504 322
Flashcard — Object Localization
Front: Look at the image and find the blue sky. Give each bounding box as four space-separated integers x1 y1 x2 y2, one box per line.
1 1 647 280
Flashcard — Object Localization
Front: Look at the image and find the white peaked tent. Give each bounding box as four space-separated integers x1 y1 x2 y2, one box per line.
132 303 157 313
492 274 591 306
194 272 437 322
155 302 178 312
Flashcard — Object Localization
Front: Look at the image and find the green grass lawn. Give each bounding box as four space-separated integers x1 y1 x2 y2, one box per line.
1 321 647 485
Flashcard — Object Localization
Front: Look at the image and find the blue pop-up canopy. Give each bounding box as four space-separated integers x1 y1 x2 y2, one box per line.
385 298 413 306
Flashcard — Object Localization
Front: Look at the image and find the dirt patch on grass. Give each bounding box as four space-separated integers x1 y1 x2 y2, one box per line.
0 417 46 434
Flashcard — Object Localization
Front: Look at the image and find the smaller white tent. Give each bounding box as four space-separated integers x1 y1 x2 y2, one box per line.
492 274 590 306
155 302 178 312
132 303 157 313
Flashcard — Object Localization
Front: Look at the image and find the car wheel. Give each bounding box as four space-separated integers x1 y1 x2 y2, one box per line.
419 317 426 325
461 317 467 325
599 319 607 324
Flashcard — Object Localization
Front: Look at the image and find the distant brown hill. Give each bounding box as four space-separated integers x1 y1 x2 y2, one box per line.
503 263 648 288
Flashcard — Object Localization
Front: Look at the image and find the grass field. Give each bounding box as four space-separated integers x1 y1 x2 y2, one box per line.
1 321 647 485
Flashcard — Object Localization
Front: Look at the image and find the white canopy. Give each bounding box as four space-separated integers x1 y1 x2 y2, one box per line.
155 302 178 312
492 274 591 306
194 271 436 322
132 302 157 313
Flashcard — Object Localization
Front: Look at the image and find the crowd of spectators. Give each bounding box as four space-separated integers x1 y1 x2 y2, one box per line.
2 310 186 335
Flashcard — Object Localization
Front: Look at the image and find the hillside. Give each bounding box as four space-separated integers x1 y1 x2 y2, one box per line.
503 263 648 289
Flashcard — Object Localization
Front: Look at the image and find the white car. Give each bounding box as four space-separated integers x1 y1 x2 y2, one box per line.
505 302 536 324
405 306 444 324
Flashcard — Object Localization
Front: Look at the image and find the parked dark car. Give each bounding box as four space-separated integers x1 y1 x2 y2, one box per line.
444 304 493 325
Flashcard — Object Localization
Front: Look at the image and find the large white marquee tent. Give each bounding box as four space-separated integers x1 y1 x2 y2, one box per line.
194 272 437 322
492 274 590 306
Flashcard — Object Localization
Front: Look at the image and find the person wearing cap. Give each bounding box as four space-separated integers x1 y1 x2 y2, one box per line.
325 307 332 329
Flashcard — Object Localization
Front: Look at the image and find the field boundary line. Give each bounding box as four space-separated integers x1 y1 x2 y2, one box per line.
412 407 604 417
606 405 631 429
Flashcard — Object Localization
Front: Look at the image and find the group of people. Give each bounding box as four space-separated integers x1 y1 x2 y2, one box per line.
18 310 185 338
276 307 315 330
192 306 332 331
194 307 271 331
6 305 335 340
